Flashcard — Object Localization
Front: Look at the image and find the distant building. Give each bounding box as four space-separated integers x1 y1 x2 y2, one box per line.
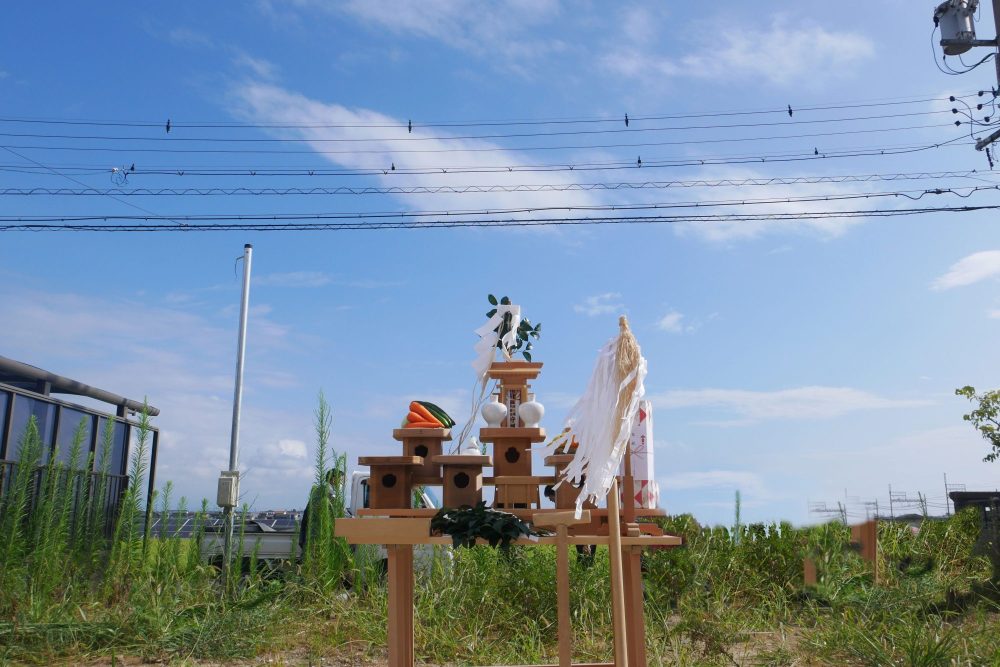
0 355 160 535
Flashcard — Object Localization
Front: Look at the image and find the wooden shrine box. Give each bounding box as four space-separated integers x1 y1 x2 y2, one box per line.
481 361 546 509
487 361 543 427
481 428 546 508
392 428 451 482
480 427 545 476
357 456 423 509
544 453 580 509
433 454 492 508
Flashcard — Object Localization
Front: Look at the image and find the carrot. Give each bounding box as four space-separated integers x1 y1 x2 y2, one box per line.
409 401 441 425
405 421 443 428
406 411 426 423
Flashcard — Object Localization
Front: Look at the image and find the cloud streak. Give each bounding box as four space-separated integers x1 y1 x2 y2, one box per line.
228 81 602 217
656 310 685 333
932 250 1000 290
574 292 624 317
652 386 930 424
603 16 874 87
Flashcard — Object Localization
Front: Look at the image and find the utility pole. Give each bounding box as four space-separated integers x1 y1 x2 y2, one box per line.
934 0 1000 150
888 484 895 520
944 473 951 516
220 244 253 585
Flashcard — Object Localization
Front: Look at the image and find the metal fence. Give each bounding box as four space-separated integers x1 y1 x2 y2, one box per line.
0 458 130 538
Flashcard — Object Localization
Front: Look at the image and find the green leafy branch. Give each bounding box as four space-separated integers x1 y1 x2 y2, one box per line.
486 294 541 362
956 385 1000 462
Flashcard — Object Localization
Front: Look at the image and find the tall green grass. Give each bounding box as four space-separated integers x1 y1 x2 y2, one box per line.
2 399 1000 665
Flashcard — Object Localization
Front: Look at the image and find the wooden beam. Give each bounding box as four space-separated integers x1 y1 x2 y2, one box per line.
355 507 667 519
358 456 424 466
479 427 547 443
534 510 592 528
335 517 682 547
487 475 557 485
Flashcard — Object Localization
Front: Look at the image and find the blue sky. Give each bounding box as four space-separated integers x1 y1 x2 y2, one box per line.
3 1 1000 525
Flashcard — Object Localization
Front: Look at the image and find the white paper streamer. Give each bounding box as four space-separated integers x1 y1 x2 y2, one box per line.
557 337 647 517
471 304 521 383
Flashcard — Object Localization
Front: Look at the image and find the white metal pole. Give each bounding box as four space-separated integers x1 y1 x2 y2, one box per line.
223 243 253 576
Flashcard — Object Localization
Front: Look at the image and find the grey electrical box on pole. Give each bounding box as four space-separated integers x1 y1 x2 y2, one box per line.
933 0 1000 151
221 243 253 578
935 0 980 54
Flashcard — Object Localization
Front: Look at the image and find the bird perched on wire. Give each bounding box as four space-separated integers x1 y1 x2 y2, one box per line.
165 118 171 133
787 105 793 117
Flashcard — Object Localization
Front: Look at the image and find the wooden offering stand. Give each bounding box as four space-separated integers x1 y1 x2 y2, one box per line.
338 360 682 667
393 428 451 482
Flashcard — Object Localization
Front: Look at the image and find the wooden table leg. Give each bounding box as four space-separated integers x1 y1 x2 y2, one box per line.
623 545 647 667
556 524 571 667
608 479 629 667
387 544 414 667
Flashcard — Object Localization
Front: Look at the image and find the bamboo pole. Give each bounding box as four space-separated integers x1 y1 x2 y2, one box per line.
607 478 629 667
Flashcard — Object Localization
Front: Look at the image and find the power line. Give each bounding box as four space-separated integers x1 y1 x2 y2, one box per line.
0 92 980 130
0 109 957 144
2 203 998 232
0 137 970 178
0 146 185 227
3 170 994 197
0 122 958 155
3 185 996 213
6 186 1000 222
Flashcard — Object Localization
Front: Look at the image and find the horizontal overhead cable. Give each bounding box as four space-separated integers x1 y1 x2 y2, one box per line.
0 92 980 130
0 122 957 155
0 109 957 144
3 204 998 232
0 171 994 196
2 187 997 216
0 137 971 177
4 187 1000 222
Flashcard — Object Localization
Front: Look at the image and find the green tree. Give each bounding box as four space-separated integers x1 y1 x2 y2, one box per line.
956 385 1000 462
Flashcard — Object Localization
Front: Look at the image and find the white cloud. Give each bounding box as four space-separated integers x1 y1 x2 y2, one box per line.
603 16 874 87
256 271 332 288
652 386 930 424
228 82 601 216
232 52 279 80
663 470 766 495
276 439 308 459
0 287 315 508
338 0 566 75
574 292 624 317
656 310 684 333
932 250 1000 290
167 27 215 49
254 272 405 289
665 166 874 242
